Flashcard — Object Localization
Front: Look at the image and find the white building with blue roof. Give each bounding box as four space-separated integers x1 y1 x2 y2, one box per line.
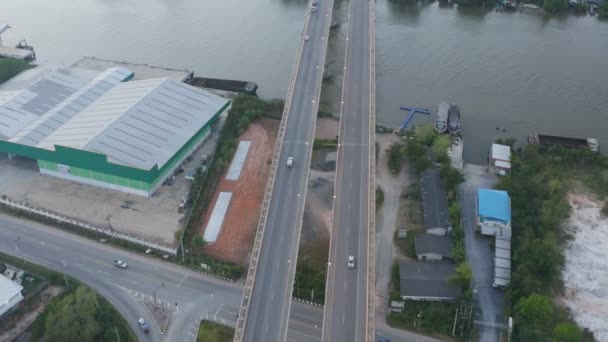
476 188 511 237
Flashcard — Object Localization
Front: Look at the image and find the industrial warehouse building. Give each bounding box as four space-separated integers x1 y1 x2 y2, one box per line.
0 67 229 197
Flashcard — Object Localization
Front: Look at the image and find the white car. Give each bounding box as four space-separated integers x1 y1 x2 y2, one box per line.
304 35 310 41
311 6 317 12
347 256 355 268
113 260 128 269
286 156 294 167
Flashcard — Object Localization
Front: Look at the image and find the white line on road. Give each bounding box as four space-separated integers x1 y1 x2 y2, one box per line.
177 273 189 287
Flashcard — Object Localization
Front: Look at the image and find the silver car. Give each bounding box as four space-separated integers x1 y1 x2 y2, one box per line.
113 259 128 269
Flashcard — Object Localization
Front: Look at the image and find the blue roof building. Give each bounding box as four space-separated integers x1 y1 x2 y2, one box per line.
477 189 511 237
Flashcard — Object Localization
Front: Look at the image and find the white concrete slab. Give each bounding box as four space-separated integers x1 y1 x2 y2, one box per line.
204 192 232 243
226 141 251 181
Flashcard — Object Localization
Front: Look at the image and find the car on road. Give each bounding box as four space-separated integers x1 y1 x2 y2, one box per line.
311 6 317 12
304 35 310 41
113 260 128 269
286 156 295 167
347 255 356 268
138 318 150 333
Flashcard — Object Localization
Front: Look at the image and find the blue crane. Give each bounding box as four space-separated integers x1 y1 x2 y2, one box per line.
399 106 431 131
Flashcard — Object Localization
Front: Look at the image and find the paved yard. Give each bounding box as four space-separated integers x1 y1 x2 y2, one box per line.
459 164 506 342
0 115 226 247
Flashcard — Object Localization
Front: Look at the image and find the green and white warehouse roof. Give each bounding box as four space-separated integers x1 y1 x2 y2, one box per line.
1 67 229 171
10 67 133 146
0 68 91 139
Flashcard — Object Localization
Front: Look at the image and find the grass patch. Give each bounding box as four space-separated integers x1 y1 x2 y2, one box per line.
293 241 329 304
394 229 416 259
0 59 32 84
313 138 338 151
197 320 234 342
387 301 459 339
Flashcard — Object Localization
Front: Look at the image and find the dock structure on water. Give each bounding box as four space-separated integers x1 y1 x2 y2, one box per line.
71 57 193 82
0 45 35 60
0 24 35 60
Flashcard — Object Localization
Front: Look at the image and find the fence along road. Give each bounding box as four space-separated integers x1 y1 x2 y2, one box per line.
233 0 335 341
321 0 376 340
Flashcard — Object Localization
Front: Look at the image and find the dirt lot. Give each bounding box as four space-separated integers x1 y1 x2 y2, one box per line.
199 118 279 264
315 117 339 139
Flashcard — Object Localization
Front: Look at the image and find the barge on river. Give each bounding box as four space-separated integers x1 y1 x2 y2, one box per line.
185 77 258 96
435 101 461 135
527 133 599 152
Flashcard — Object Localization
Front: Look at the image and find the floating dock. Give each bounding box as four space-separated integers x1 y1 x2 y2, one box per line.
0 45 34 60
185 77 258 96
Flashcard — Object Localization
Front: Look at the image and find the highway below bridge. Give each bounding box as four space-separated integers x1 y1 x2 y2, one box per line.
321 0 376 340
233 0 335 341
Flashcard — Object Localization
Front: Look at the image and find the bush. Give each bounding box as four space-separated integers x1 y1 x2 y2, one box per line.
293 256 326 304
376 186 385 209
405 140 431 173
431 135 450 162
414 124 437 146
543 0 567 12
600 3 608 18
387 142 405 174
313 138 338 150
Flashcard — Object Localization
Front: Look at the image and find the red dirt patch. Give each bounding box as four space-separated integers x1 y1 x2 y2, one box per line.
199 118 278 264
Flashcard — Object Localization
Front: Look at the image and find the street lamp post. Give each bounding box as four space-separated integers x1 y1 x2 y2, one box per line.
153 282 165 307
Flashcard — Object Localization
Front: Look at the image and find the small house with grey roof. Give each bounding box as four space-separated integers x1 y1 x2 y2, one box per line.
398 261 460 301
415 233 454 261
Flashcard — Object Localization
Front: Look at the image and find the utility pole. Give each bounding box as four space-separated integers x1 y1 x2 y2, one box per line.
64 273 69 289
114 327 121 342
180 231 185 262
153 282 165 307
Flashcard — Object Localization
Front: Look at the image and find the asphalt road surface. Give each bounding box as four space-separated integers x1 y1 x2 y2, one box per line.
0 215 323 342
459 164 506 341
322 0 373 340
237 1 335 341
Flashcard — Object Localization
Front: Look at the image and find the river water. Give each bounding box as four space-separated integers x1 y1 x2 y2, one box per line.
1 0 607 162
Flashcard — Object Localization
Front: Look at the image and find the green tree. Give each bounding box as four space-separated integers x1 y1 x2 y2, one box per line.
414 124 437 146
515 293 555 341
552 322 583 342
600 3 608 19
45 287 100 342
192 235 205 248
543 0 567 12
449 262 472 292
388 142 405 173
431 135 450 162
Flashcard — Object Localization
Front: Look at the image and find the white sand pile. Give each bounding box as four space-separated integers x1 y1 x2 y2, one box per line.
561 194 608 341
